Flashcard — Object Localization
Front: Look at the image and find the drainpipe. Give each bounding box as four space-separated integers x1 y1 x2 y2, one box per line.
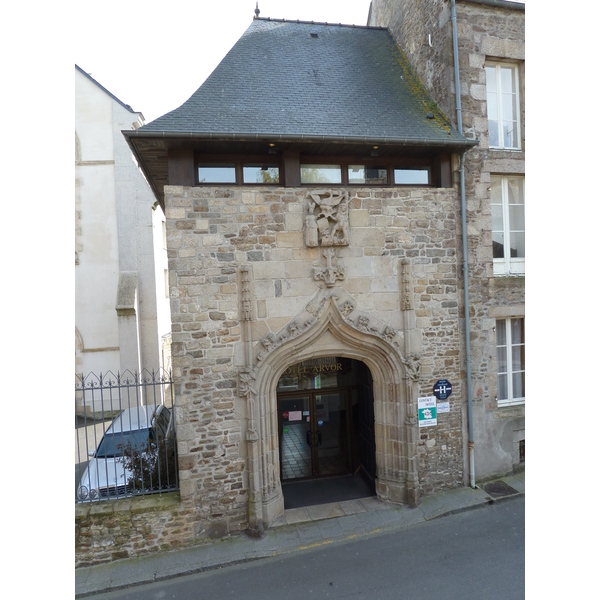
451 0 475 488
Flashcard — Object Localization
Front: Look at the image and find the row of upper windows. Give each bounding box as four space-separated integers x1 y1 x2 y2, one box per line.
197 162 431 186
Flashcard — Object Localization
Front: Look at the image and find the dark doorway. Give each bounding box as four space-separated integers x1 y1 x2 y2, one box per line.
277 357 376 507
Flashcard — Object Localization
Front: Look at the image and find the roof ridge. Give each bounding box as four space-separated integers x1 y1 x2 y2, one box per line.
75 64 140 116
253 16 385 30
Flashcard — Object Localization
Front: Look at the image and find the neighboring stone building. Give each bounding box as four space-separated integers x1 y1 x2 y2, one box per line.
368 0 525 480
75 65 172 413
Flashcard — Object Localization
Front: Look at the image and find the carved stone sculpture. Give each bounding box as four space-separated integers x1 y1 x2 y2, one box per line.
304 190 350 247
313 248 346 287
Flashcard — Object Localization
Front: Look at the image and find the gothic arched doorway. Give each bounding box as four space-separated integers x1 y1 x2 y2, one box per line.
276 357 376 508
244 293 420 534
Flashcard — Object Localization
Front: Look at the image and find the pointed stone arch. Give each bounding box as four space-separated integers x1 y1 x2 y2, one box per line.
243 289 421 533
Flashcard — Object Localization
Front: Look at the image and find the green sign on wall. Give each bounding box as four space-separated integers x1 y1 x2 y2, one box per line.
418 396 437 427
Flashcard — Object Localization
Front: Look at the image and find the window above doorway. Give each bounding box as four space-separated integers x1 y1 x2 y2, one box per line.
196 154 435 187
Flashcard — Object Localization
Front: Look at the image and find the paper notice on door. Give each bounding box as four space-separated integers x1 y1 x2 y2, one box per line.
288 410 302 422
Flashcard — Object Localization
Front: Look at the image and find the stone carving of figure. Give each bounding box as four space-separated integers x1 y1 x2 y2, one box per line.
306 191 349 248
304 202 319 247
317 214 332 246
400 353 421 381
331 202 349 245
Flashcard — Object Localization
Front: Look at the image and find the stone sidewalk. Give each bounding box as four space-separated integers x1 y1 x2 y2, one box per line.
75 473 524 598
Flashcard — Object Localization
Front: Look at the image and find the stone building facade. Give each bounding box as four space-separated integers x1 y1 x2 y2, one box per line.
368 0 526 479
76 4 525 564
120 16 480 539
165 182 466 532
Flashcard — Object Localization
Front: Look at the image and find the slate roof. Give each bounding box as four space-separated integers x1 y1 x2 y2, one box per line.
136 18 470 147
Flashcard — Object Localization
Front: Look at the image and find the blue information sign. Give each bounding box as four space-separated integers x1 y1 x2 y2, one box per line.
433 379 453 400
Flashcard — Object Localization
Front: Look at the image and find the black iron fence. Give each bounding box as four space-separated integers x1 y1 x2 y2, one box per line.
75 369 178 503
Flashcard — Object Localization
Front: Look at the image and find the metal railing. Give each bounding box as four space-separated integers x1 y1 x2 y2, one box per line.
75 369 178 503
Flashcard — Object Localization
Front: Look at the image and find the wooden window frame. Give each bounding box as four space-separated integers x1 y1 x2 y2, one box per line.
195 154 284 186
194 153 441 187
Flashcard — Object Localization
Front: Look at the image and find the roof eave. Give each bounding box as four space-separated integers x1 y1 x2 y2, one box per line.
123 129 478 150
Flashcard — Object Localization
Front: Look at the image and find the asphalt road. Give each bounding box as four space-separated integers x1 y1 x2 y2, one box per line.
89 496 524 600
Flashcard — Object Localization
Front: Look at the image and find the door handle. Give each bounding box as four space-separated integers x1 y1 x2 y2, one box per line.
306 430 313 447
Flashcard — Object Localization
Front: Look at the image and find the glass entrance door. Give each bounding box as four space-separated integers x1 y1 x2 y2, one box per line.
279 395 312 480
279 391 349 480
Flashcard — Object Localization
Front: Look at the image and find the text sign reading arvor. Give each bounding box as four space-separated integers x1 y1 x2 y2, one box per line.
433 379 453 400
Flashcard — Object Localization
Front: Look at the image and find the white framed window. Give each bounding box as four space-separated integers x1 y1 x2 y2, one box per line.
496 318 525 407
485 63 521 150
491 175 524 275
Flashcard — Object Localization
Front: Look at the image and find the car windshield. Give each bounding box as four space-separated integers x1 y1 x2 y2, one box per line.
95 428 153 458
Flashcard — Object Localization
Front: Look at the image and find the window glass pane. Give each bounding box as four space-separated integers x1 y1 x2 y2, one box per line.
508 206 525 237
496 319 507 346
503 122 516 149
348 165 388 185
502 93 516 124
492 232 505 259
497 374 508 401
500 66 515 94
486 93 498 122
243 165 280 184
485 66 497 93
488 120 499 147
509 205 525 231
512 372 525 399
496 346 507 373
507 178 524 205
394 169 429 185
490 177 502 202
491 204 504 232
512 346 524 372
511 318 524 344
198 164 236 183
509 232 525 258
301 165 342 184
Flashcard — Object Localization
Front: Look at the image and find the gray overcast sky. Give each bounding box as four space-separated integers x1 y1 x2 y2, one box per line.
75 0 373 123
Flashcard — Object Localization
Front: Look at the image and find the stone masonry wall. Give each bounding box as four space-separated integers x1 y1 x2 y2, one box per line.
75 493 193 568
75 179 471 567
166 182 467 524
370 0 526 480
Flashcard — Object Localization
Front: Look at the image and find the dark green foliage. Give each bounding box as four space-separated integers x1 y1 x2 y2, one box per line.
120 435 177 493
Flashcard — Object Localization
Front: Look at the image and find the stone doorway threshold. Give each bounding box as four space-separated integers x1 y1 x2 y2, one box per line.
273 493 386 528
282 473 375 509
275 473 378 527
